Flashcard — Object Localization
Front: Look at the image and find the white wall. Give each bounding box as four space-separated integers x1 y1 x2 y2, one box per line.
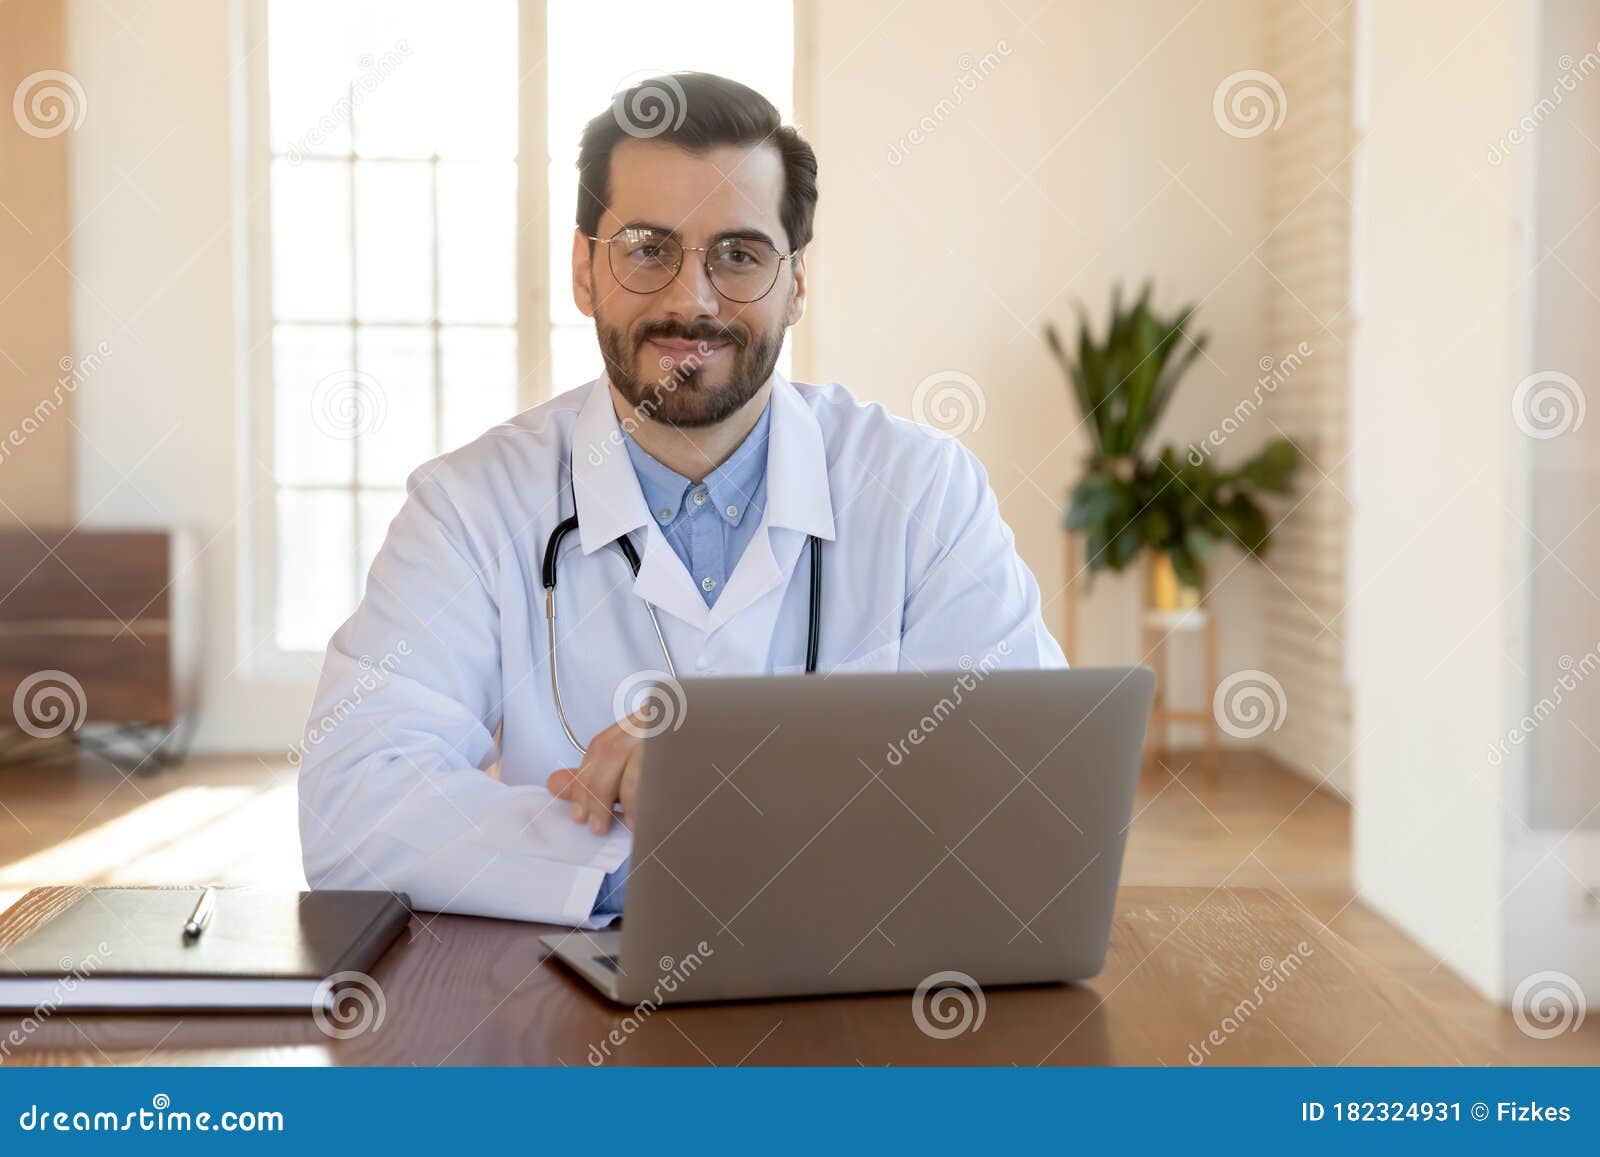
66 0 321 753
1502 0 1600 1001
65 0 1273 753
803 0 1272 727
1348 0 1547 1000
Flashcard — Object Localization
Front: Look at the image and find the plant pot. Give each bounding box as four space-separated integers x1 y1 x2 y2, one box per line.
1090 454 1139 483
1146 552 1202 611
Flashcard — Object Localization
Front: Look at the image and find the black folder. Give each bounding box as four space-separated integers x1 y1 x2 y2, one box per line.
0 887 411 1012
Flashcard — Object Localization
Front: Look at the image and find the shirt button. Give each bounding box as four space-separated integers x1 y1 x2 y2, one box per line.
725 504 739 519
656 507 673 522
701 575 717 592
692 489 709 507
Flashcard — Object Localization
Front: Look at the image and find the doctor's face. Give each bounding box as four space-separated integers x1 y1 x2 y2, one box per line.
574 139 806 428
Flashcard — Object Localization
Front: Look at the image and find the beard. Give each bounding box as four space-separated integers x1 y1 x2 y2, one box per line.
595 299 787 429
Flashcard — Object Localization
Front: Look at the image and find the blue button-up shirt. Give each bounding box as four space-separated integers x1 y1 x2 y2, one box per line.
592 402 773 918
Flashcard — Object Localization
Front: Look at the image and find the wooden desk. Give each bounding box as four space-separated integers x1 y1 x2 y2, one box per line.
0 886 1489 1066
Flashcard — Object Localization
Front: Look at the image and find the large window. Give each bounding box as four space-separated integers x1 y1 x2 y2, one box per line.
256 0 795 656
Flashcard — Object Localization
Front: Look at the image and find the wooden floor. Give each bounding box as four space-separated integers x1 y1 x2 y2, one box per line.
0 743 1594 1065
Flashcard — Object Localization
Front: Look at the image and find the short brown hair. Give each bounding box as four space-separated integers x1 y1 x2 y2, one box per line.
576 72 818 253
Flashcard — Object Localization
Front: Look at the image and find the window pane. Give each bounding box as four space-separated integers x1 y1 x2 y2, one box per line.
356 325 436 486
545 1 796 396
272 159 351 321
358 488 407 585
274 324 356 485
277 489 354 652
551 323 602 393
438 161 517 324
267 0 362 158
548 158 585 327
354 1 516 160
441 327 516 450
355 161 433 322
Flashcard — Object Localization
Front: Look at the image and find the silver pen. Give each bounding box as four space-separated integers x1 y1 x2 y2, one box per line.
182 887 216 941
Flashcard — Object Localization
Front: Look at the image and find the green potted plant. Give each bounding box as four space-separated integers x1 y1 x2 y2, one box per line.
1044 283 1301 605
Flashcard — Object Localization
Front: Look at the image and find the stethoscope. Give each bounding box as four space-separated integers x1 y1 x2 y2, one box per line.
541 475 822 756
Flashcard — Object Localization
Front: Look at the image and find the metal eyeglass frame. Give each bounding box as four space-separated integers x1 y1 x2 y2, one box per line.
584 227 799 303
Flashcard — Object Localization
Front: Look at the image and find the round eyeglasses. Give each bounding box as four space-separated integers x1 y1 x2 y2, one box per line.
587 226 798 304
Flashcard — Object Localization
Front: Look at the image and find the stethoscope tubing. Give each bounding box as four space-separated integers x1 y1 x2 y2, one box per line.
542 508 821 756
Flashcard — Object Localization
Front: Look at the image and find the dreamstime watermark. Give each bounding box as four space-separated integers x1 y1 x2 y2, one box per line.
884 640 1013 767
285 41 412 163
311 369 387 440
1213 70 1287 139
0 341 112 468
911 970 986 1039
1186 941 1315 1063
311 970 386 1039
1512 970 1586 1039
885 42 1013 166
12 670 88 740
911 370 987 438
17 1095 283 1134
1487 644 1600 767
612 71 689 139
586 341 722 467
613 669 688 741
586 941 714 1063
1488 43 1600 165
0 941 111 1060
1512 370 1585 439
1212 669 1287 740
1188 341 1313 464
12 69 86 138
290 642 412 767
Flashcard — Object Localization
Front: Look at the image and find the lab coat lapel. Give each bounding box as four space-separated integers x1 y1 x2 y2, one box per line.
706 373 836 641
569 376 709 631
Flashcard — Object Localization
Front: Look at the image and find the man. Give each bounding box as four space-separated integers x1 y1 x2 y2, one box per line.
298 72 1065 927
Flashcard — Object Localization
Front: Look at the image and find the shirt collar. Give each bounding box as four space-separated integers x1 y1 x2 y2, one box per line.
622 400 771 530
569 366 835 556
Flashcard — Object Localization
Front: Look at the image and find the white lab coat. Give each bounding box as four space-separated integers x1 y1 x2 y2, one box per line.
297 370 1067 927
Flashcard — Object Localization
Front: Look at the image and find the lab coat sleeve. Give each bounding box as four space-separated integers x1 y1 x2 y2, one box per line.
898 437 1069 671
296 467 629 928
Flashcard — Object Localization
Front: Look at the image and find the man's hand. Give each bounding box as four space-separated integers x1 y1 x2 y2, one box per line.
545 717 646 834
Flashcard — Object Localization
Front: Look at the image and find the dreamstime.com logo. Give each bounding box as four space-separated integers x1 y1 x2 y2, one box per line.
1187 941 1315 1064
912 370 987 438
1212 669 1287 740
912 970 986 1039
612 71 688 139
311 971 386 1039
613 670 688 740
586 340 722 467
587 942 715 1063
884 641 1013 767
1212 70 1287 139
1512 370 1585 439
1188 341 1313 464
1487 645 1600 767
885 41 1013 166
312 369 387 440
1512 971 1586 1040
284 40 412 163
12 69 86 138
291 642 412 767
0 941 111 1060
12 670 88 740
17 1094 283 1134
0 341 112 468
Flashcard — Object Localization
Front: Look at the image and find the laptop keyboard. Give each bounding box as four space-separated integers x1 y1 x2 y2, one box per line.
594 953 620 973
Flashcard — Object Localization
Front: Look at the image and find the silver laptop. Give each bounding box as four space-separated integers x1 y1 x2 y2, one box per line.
542 666 1154 1005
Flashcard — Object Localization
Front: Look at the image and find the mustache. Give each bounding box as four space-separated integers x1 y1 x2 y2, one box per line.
637 322 746 348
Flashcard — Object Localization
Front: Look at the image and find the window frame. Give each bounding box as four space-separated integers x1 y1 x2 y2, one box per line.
237 0 812 678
